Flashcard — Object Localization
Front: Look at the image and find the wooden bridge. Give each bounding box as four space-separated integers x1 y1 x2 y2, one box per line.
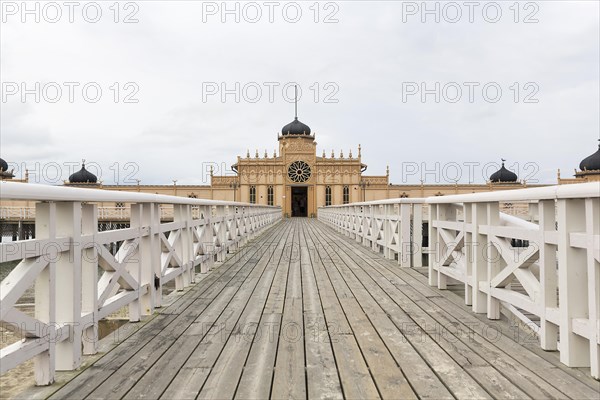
15 219 598 399
1 181 599 399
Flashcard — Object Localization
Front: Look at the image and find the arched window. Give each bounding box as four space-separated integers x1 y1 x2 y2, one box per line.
325 186 332 206
249 186 256 204
267 186 274 206
343 186 350 204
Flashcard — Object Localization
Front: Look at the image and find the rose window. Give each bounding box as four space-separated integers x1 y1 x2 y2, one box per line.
287 161 311 183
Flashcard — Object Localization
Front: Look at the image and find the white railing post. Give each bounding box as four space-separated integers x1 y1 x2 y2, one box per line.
413 204 423 268
539 199 558 351
173 204 186 291
399 203 411 268
230 206 240 253
486 202 501 320
372 206 380 253
33 202 56 385
81 204 98 355
435 204 454 288
54 201 83 370
471 202 487 314
428 204 438 287
363 206 370 247
200 205 213 273
176 204 193 288
140 202 160 314
127 204 142 321
383 205 392 260
215 206 227 262
584 197 600 378
463 204 473 306
558 198 589 367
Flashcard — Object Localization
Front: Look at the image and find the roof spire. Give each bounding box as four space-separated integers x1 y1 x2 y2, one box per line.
294 85 298 120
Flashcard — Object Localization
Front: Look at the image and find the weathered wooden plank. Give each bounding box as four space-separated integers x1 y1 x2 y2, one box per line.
272 222 307 400
299 221 343 400
329 334 381 400
303 222 380 399
197 223 295 399
235 313 282 400
310 221 492 400
307 223 417 400
128 223 291 399
317 221 599 400
232 227 297 400
160 367 212 400
304 224 453 400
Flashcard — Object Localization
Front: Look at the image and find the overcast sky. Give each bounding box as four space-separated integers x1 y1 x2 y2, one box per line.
1 0 598 186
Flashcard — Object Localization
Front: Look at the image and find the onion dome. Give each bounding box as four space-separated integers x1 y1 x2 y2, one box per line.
579 141 600 171
281 117 311 135
69 161 97 183
490 159 518 183
0 157 8 172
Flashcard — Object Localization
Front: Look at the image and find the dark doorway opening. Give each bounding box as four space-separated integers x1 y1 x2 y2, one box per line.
291 186 308 217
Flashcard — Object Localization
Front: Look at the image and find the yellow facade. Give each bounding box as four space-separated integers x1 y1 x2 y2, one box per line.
2 127 598 217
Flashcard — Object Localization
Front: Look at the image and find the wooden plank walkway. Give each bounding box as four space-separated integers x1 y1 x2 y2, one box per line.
43 219 599 400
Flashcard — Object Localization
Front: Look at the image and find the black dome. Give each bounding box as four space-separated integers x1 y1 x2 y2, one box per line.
579 143 600 171
0 158 8 172
490 162 518 183
281 117 311 135
69 163 97 183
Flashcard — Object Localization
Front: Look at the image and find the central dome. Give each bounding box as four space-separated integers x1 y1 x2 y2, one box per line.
0 157 8 172
281 117 311 135
69 162 98 184
490 161 518 183
579 143 600 171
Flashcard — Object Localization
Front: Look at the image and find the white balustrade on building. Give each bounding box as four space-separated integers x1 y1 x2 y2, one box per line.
0 181 281 384
318 182 600 379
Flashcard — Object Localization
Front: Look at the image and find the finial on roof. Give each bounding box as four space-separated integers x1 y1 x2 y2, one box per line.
294 85 298 120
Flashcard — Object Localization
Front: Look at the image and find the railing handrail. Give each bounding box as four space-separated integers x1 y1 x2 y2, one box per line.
425 181 598 203
319 182 599 208
0 181 277 208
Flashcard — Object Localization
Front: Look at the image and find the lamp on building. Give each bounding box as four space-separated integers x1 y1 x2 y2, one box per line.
359 180 370 202
229 181 240 202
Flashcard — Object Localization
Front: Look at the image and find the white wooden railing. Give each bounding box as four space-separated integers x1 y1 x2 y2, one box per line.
0 181 281 384
1 206 181 221
318 182 600 379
